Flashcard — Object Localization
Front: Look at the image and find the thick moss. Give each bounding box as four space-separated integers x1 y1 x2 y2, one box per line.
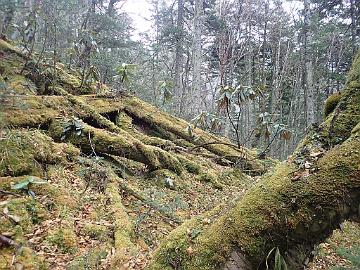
116 111 133 129
106 182 137 265
5 74 38 95
347 49 360 83
122 97 266 172
47 227 78 254
0 130 79 177
82 223 110 241
67 247 109 270
49 118 182 174
323 92 342 118
0 246 47 270
319 86 360 145
149 133 360 269
0 195 44 241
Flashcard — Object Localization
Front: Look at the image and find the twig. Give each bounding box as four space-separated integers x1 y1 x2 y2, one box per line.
0 235 19 248
189 141 241 152
0 189 21 197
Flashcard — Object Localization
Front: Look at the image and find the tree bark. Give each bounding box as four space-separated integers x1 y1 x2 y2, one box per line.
303 0 316 127
191 0 203 115
173 0 185 115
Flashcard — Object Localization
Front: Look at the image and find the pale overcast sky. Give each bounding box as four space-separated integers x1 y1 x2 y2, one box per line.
122 0 153 39
121 0 303 40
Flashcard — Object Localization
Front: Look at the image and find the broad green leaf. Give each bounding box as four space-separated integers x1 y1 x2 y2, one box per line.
11 179 31 190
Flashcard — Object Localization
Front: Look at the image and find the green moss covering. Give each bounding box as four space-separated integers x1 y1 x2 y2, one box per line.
0 197 36 241
122 97 266 172
2 246 48 270
197 172 223 190
0 130 79 177
67 247 109 270
106 182 137 265
320 87 360 146
1 38 358 270
47 227 78 254
346 49 360 83
116 111 133 129
49 118 182 174
82 223 110 241
176 155 201 174
323 92 342 118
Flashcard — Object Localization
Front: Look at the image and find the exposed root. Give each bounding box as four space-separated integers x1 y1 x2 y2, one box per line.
48 117 183 174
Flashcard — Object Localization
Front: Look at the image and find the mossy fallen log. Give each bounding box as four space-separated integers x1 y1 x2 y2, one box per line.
148 53 360 269
122 97 267 173
148 104 360 270
106 182 138 265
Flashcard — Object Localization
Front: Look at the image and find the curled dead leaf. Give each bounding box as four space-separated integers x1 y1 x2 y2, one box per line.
186 246 194 256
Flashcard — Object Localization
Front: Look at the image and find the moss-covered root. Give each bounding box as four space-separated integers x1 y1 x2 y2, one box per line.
106 182 137 266
148 132 360 270
323 92 342 118
48 118 182 174
121 97 268 173
52 86 123 133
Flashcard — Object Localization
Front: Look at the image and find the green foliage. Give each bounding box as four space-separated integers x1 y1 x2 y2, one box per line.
184 124 199 141
266 247 288 270
114 63 137 84
11 176 47 198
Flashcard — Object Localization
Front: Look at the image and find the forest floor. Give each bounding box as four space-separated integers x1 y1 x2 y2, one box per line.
1 38 359 270
309 221 360 270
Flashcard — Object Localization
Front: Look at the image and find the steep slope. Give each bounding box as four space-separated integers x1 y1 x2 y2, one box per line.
0 39 272 269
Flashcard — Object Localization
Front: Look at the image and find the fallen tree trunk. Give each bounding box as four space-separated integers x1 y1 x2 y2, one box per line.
148 54 360 269
149 133 360 269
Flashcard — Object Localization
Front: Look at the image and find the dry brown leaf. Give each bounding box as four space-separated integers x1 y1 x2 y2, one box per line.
186 246 194 256
8 214 21 223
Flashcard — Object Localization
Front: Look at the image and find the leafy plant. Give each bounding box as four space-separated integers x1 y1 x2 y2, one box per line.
11 176 47 198
185 124 199 141
335 246 360 268
114 63 137 84
266 247 288 270
217 85 233 111
159 80 173 104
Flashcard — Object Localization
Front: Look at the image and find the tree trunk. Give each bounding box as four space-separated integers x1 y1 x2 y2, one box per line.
173 0 185 115
148 53 360 270
191 0 203 115
303 0 316 127
0 4 15 37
